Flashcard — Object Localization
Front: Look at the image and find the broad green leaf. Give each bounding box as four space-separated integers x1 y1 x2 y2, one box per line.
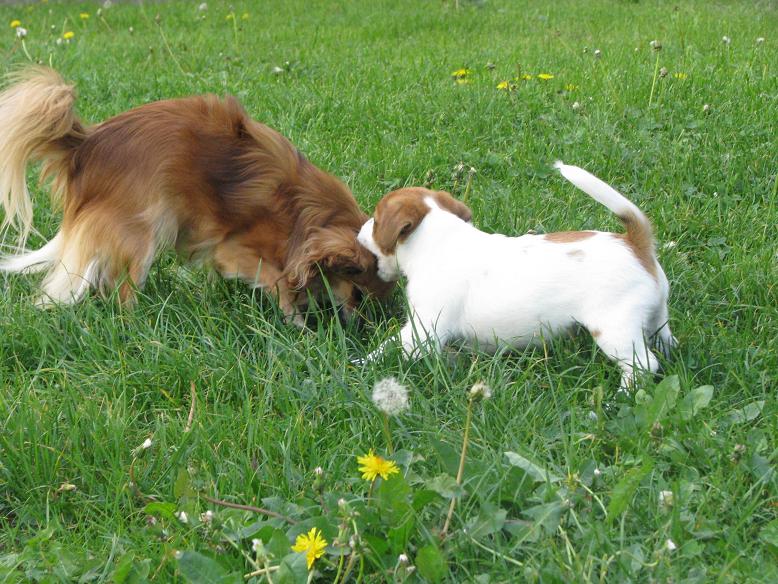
431 439 461 476
467 503 507 539
177 551 237 584
726 401 765 425
267 528 292 559
641 375 680 428
679 385 714 421
113 554 151 584
377 474 413 525
412 489 442 511
275 552 308 584
607 459 654 521
142 502 177 521
522 501 565 536
504 452 561 483
416 544 447 583
173 468 195 499
424 474 464 499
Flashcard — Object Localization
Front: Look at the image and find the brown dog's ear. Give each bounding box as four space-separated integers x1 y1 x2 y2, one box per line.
285 227 368 289
433 191 472 223
373 197 428 255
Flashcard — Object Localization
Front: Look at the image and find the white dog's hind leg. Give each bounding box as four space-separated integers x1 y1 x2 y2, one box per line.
592 326 659 392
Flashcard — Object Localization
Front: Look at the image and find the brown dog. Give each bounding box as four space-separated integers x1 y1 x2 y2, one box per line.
0 67 392 324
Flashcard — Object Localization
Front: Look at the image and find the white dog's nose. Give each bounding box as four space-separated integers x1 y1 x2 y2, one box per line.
357 218 375 247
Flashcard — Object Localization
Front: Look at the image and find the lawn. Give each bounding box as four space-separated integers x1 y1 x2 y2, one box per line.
0 0 776 582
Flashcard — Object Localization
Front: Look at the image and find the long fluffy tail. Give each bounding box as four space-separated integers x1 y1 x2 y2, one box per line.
0 67 82 248
554 161 657 274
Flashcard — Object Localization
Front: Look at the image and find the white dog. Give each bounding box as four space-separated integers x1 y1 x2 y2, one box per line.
357 162 676 389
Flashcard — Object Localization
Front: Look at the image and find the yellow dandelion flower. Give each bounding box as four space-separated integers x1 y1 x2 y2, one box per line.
673 72 688 80
357 449 400 481
537 73 555 80
10 20 21 28
291 527 328 570
63 31 75 40
496 81 510 90
515 74 532 81
451 68 471 79
79 13 90 20
564 83 578 91
241 13 250 20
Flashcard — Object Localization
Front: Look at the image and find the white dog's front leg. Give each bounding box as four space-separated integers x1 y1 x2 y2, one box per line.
361 315 446 364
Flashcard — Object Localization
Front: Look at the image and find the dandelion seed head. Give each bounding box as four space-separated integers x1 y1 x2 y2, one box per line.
572 101 581 110
756 37 765 44
594 49 602 58
659 67 668 78
722 35 731 45
650 40 662 51
398 554 409 565
468 381 492 400
658 490 674 508
372 377 409 416
200 510 214 523
16 27 27 38
198 2 208 11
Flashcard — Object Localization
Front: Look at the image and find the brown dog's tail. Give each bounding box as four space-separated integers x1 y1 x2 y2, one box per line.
0 67 85 248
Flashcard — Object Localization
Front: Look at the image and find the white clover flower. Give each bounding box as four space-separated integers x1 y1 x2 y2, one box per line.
468 381 493 400
572 101 581 110
252 538 264 553
200 510 214 524
16 27 27 38
702 103 711 113
756 37 765 44
271 66 284 74
141 438 153 449
175 511 189 524
593 468 602 477
649 40 662 51
665 538 677 551
398 554 409 565
314 466 323 476
722 36 731 45
659 67 668 78
198 2 208 11
594 49 602 58
372 377 410 416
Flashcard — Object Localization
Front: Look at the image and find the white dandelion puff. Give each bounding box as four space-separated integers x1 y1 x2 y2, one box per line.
372 377 410 416
722 36 731 45
468 381 493 400
593 49 602 58
756 37 764 44
200 510 214 524
16 27 27 38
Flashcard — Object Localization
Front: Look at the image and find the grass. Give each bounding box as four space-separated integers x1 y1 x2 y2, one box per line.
0 0 776 582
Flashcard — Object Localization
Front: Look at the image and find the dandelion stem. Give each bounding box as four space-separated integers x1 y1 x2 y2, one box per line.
243 565 280 579
184 380 196 433
441 396 474 538
201 494 298 524
381 414 394 454
648 52 660 108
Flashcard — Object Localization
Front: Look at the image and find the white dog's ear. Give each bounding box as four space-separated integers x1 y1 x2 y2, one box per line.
433 191 472 223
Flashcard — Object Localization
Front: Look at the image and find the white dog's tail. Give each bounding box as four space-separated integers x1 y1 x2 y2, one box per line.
554 161 657 273
0 67 83 248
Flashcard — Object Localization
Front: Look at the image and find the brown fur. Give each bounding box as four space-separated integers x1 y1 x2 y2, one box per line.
544 231 596 243
372 187 472 254
0 68 393 317
617 213 658 279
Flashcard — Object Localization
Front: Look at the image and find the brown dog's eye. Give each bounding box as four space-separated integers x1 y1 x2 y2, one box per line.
341 266 364 276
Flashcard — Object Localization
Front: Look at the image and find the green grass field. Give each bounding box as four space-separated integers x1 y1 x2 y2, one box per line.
1 0 776 582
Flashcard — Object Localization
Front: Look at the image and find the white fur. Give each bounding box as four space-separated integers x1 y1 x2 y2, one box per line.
358 163 676 390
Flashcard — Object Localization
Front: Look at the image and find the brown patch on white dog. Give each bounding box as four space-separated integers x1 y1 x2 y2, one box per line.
544 231 596 243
